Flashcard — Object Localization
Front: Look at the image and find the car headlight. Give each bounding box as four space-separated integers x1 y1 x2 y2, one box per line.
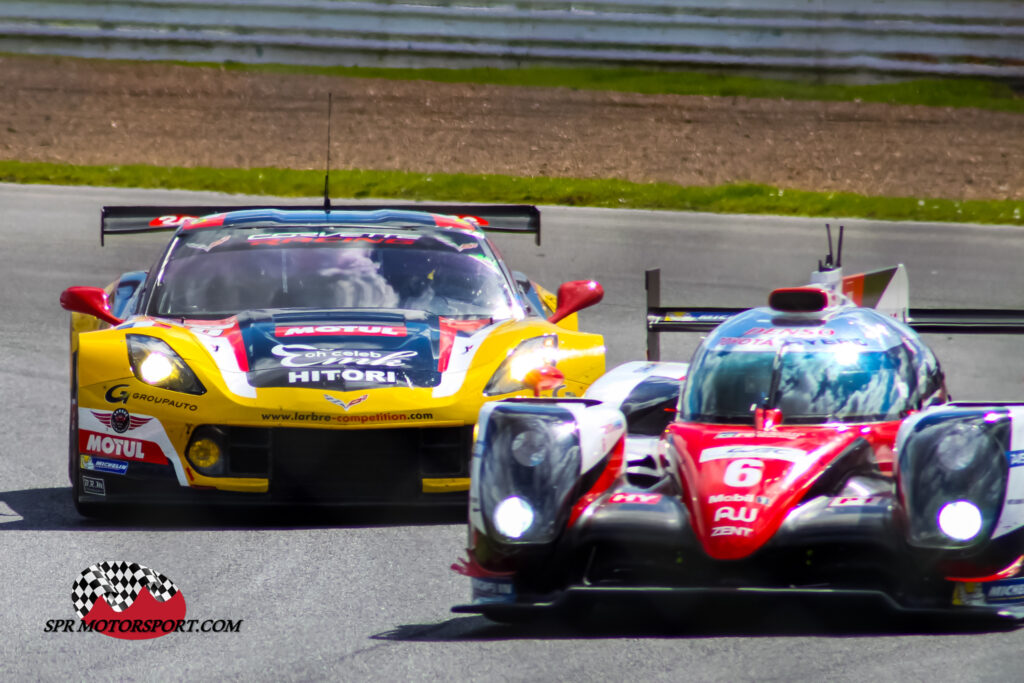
898 409 1008 549
484 335 558 396
937 500 983 541
933 423 986 471
478 405 581 544
510 426 551 467
127 334 206 395
493 496 536 539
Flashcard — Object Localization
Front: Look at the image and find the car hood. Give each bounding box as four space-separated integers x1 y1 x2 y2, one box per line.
176 310 487 392
666 423 866 560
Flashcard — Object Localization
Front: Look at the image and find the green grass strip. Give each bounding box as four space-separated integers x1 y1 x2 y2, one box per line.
8 52 1024 111
12 52 1020 112
204 62 1024 113
2 160 1021 226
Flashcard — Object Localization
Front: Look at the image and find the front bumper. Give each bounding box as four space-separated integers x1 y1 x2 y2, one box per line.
75 421 474 507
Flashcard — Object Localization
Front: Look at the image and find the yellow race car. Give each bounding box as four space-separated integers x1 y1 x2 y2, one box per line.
60 204 605 515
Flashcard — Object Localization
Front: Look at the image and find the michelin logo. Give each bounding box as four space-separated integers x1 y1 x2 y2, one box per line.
81 455 129 475
984 579 1024 603
1008 450 1024 467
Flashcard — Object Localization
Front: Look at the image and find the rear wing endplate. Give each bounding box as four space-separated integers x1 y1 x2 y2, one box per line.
100 204 541 246
645 268 1024 361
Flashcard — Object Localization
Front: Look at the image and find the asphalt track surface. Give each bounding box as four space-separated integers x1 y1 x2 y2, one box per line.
2 182 1024 681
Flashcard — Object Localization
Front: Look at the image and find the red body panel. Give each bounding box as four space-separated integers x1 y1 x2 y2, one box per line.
667 419 902 560
568 436 626 527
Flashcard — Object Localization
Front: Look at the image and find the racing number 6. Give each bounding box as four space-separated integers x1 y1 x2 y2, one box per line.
724 459 764 487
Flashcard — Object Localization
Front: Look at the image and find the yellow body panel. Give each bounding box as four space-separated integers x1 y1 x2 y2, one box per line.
422 478 471 493
73 314 604 496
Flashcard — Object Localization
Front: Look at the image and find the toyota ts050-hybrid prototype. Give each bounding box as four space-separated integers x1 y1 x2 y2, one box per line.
455 231 1024 624
61 204 605 516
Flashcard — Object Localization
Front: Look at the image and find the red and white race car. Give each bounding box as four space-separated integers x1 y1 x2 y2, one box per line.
454 228 1024 624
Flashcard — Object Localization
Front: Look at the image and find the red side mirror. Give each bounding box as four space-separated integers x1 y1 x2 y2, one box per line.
523 365 564 397
549 280 603 324
60 286 123 326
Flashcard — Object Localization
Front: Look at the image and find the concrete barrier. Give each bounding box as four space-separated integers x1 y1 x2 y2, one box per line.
1 1 1021 79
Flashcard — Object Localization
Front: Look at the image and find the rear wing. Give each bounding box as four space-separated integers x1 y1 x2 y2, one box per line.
100 204 542 246
645 267 1024 361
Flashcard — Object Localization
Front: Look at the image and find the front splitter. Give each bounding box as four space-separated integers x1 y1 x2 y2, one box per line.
454 585 1024 626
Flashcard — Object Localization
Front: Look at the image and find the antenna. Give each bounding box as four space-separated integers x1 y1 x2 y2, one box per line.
322 92 332 214
810 223 844 289
823 224 834 270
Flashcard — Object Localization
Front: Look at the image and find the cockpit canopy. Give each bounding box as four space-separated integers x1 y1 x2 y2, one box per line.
680 307 944 425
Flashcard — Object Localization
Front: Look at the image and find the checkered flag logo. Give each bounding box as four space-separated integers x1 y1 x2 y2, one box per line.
72 562 179 619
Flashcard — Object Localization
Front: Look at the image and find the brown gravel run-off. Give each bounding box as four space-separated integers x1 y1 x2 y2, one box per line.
1 55 1022 202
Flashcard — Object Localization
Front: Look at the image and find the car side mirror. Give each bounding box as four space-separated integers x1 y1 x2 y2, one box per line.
548 280 603 324
523 365 565 397
60 286 123 326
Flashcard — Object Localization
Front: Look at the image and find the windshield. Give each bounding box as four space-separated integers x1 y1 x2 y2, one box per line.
149 227 518 319
681 343 914 424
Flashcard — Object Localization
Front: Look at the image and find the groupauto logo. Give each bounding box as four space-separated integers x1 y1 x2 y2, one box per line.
72 562 186 640
105 384 130 404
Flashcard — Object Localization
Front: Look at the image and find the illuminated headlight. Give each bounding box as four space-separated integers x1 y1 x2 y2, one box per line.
484 336 558 396
127 334 205 395
477 405 582 545
898 409 1008 549
937 500 983 541
493 496 535 539
140 352 175 384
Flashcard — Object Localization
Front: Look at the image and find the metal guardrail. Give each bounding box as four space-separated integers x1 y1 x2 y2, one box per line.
1 1 1022 79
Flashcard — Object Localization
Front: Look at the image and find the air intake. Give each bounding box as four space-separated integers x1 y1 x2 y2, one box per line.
769 287 829 313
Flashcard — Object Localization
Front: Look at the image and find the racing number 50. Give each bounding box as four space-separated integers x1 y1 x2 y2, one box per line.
723 459 764 487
